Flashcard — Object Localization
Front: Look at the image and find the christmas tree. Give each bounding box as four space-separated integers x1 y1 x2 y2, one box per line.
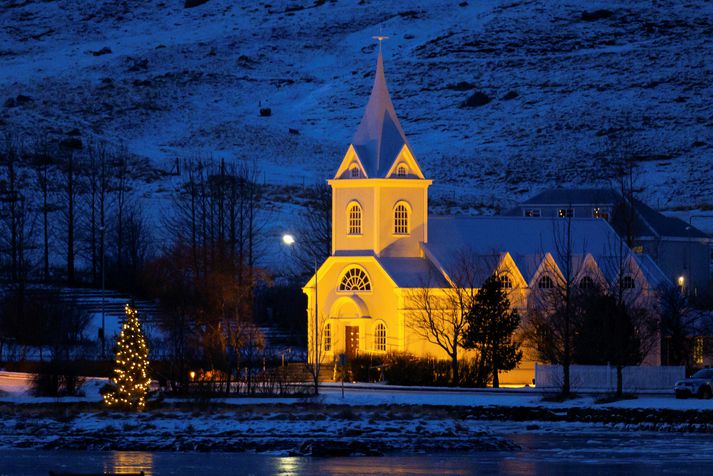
104 303 151 410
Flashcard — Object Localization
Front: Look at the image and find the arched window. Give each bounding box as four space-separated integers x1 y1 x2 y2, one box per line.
347 202 362 235
374 323 386 352
393 202 409 235
350 165 360 178
323 323 332 352
538 275 554 289
396 164 407 177
339 267 371 291
621 275 635 289
499 275 512 289
579 276 594 289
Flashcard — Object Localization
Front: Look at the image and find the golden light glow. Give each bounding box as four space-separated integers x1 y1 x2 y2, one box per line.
282 233 296 245
103 304 151 411
678 276 685 286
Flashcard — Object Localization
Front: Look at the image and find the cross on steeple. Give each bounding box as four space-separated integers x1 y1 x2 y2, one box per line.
372 33 389 52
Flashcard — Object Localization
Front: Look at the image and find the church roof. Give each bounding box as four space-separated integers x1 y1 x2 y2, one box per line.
424 216 670 287
351 47 411 178
377 257 449 288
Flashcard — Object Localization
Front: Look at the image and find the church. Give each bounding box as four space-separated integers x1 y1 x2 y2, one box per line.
302 47 669 383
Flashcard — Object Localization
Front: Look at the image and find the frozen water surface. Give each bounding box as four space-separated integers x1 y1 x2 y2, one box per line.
1 430 711 475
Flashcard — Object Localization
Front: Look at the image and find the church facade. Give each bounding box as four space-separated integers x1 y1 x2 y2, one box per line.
303 49 669 381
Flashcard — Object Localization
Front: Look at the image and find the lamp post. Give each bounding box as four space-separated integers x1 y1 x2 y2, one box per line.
282 233 319 395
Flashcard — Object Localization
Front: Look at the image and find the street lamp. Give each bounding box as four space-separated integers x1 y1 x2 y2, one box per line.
282 233 319 394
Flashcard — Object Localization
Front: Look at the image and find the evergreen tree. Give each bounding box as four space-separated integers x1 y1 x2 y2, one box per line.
463 275 522 388
104 304 151 410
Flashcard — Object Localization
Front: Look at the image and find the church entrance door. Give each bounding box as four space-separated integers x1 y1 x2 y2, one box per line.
345 326 359 357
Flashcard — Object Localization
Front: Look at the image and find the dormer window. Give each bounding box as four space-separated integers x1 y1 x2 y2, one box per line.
396 164 407 177
621 275 635 289
350 165 360 178
538 275 554 289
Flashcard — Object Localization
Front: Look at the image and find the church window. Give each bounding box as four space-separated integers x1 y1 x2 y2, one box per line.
397 164 407 177
339 267 371 292
621 275 635 289
499 275 512 289
558 208 574 218
350 165 360 178
579 276 595 289
524 209 541 217
374 323 386 352
538 275 554 289
347 202 362 235
323 323 332 352
394 202 409 235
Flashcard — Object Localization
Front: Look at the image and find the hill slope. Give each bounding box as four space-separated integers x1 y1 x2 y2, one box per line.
1 0 711 215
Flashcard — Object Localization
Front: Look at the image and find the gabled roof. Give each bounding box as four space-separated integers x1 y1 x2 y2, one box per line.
424 216 671 288
350 47 411 178
377 257 449 288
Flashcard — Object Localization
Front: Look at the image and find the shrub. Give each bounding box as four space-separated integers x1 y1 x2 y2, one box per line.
32 361 86 397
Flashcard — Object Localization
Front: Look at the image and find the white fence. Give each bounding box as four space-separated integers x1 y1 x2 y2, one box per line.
535 364 685 392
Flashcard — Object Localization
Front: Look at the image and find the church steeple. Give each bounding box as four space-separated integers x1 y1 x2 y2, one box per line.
350 46 411 178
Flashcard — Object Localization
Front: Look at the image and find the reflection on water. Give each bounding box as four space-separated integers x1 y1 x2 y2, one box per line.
105 451 154 476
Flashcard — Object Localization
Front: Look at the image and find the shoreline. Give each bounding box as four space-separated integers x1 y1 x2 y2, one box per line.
1 401 713 455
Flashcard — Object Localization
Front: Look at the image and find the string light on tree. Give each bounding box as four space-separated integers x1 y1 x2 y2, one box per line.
103 303 151 411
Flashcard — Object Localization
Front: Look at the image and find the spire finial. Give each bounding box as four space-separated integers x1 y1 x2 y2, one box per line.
371 31 389 53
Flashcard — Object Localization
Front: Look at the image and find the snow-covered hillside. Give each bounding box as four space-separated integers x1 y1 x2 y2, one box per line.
1 0 711 214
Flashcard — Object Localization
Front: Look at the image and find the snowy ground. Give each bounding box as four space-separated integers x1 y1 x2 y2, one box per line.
1 371 712 411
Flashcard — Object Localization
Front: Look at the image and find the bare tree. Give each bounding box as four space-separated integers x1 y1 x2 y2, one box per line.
406 249 491 385
523 215 583 396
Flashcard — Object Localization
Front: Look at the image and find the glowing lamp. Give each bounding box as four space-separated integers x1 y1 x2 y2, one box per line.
282 234 296 246
678 276 685 287
189 371 196 381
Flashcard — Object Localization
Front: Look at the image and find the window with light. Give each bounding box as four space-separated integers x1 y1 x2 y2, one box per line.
558 208 574 218
348 202 362 235
375 323 386 352
499 275 512 289
324 323 332 352
339 267 371 291
694 337 704 366
394 203 409 235
396 165 407 177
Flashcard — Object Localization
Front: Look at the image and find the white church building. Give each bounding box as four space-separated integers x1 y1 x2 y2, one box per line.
302 47 669 383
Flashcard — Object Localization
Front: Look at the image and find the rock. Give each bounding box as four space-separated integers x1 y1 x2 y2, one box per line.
446 81 476 91
92 47 112 56
128 58 149 72
15 94 32 105
461 91 491 108
133 79 152 87
185 0 210 7
581 9 613 21
502 90 519 100
259 107 272 117
459 1 468 6
288 128 299 135
3 97 15 108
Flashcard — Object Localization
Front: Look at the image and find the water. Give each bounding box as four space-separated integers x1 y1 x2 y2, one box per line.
1 430 711 475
